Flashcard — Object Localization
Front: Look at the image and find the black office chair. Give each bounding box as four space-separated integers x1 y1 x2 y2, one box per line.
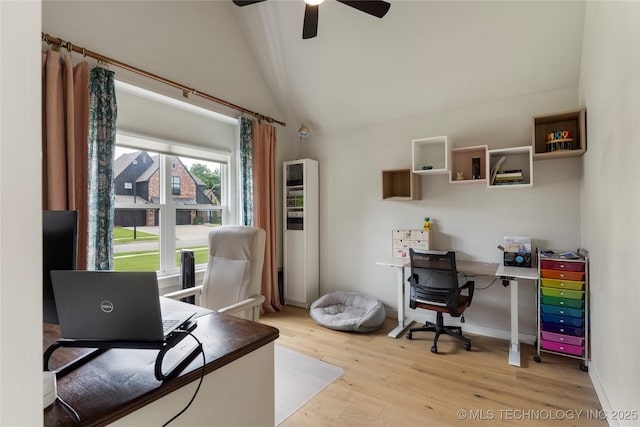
405 249 474 354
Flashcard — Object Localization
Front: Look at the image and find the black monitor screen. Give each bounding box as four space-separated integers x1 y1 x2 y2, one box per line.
43 210 78 324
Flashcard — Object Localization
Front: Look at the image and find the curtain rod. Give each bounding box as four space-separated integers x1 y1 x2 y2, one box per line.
42 33 286 127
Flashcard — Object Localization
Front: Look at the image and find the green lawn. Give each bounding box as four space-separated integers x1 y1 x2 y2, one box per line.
113 246 209 271
113 227 159 244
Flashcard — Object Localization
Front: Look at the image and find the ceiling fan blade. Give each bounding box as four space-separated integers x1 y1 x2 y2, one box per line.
302 4 319 39
336 0 390 18
232 0 267 6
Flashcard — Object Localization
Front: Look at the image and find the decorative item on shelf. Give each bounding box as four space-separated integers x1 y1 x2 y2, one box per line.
298 123 310 159
456 171 464 181
472 157 481 179
423 217 431 231
546 130 573 152
421 165 433 171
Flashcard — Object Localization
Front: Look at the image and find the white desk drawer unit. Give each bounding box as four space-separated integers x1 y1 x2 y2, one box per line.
392 229 429 259
535 250 589 372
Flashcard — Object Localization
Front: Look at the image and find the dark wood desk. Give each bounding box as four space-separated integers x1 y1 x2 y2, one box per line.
44 309 279 426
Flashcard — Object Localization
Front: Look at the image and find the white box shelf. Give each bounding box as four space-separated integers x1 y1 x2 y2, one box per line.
412 136 450 175
487 146 533 188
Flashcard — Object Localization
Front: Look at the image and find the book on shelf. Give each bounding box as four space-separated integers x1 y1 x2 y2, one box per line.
493 180 525 185
495 177 524 183
495 169 523 179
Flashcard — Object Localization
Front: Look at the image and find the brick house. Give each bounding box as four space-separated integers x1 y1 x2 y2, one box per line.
114 151 216 226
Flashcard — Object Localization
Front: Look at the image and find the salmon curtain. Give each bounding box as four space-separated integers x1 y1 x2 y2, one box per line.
252 121 281 313
42 50 90 270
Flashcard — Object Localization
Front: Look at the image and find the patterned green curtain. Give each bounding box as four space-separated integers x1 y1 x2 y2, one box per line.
239 117 254 226
87 67 117 270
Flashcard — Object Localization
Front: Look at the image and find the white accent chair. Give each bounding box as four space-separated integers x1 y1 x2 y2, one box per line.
163 225 266 322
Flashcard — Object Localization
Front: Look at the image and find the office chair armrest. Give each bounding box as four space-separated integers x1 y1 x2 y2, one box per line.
459 281 475 306
218 295 266 321
162 285 204 302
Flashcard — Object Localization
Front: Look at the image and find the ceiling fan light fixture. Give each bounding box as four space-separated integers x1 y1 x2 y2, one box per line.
233 0 391 40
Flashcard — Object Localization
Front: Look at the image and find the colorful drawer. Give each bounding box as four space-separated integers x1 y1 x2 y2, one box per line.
540 260 585 272
541 278 585 291
541 322 584 337
541 295 584 309
541 339 584 356
541 269 585 281
540 287 584 300
541 313 584 327
541 331 584 347
541 304 584 318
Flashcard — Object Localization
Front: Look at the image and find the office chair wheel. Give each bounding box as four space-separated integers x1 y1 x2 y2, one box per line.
580 363 589 372
464 342 471 351
406 332 413 340
534 355 541 363
431 345 437 354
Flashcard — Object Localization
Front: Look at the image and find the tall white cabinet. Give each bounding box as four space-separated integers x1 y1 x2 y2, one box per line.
283 159 319 308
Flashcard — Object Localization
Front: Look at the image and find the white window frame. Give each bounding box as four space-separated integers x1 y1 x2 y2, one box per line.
115 130 232 277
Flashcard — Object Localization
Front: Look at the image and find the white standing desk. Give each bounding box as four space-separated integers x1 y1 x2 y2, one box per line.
495 264 539 367
377 257 538 367
376 258 411 338
376 258 499 339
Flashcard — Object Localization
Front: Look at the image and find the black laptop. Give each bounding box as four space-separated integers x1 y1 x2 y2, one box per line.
50 270 195 342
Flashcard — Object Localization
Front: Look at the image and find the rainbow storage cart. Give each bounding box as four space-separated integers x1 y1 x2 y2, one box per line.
534 249 589 371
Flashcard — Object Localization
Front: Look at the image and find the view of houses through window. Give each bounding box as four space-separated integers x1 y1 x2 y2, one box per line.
113 141 226 274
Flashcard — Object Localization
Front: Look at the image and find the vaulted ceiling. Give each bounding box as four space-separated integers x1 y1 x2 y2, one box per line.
232 0 586 134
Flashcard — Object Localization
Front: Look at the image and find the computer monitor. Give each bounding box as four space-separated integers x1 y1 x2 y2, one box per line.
43 210 78 324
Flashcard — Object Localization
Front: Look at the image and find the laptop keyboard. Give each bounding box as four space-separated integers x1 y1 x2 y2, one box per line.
162 319 180 333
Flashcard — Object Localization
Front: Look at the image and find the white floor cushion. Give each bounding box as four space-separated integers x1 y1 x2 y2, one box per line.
310 291 386 332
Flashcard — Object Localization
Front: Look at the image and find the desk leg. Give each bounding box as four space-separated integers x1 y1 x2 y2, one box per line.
508 278 521 367
388 266 412 338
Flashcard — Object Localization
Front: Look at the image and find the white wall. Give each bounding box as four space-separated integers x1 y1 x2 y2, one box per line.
579 2 640 424
309 87 583 341
42 1 283 125
0 1 43 424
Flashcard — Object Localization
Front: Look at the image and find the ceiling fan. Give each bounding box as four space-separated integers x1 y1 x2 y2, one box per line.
232 0 391 39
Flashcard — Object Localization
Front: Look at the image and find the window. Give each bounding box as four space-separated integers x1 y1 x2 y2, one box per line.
171 176 180 195
113 134 229 275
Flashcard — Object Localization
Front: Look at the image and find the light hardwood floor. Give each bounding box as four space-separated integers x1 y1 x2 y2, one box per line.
260 306 605 427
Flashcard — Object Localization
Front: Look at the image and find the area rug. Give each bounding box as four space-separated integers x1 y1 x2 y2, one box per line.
275 344 343 425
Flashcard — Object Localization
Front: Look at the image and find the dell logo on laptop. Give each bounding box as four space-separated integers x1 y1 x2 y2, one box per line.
100 300 114 313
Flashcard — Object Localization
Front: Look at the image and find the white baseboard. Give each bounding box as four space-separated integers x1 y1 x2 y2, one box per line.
588 364 615 427
385 309 536 345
